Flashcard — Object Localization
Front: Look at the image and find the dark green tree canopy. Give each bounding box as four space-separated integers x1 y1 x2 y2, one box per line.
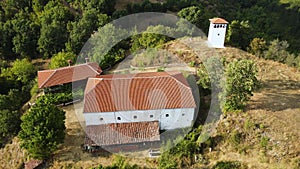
19 98 66 159
178 6 204 29
11 8 39 58
38 1 73 58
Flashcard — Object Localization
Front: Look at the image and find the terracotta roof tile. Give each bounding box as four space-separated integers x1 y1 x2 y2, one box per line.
209 18 228 24
38 62 102 88
84 121 160 146
84 71 196 113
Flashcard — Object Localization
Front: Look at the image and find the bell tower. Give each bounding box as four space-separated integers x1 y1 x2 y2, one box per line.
207 18 228 48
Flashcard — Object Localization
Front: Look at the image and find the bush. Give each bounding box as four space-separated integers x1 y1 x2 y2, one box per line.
263 39 290 63
49 51 76 69
260 136 269 149
223 59 258 112
248 38 267 57
213 161 246 169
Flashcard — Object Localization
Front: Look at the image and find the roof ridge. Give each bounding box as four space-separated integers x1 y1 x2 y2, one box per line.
39 70 57 88
85 63 101 74
169 74 192 90
84 78 103 97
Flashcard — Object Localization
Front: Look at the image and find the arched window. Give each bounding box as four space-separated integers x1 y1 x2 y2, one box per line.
166 114 169 117
100 117 103 121
214 24 217 28
117 117 121 120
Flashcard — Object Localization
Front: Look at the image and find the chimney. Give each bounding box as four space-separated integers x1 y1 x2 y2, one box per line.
68 60 72 67
85 57 90 63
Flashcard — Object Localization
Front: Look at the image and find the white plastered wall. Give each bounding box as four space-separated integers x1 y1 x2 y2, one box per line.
84 108 195 130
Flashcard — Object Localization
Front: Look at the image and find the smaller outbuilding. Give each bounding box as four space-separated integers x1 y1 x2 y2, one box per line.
207 17 228 48
37 62 102 89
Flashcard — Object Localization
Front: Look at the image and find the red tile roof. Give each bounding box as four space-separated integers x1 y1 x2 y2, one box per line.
84 121 160 146
84 71 196 113
38 62 102 88
209 18 228 24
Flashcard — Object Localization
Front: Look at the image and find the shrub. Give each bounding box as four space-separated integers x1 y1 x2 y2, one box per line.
223 59 258 112
49 51 76 69
260 136 269 149
263 39 290 63
213 161 246 169
248 38 267 57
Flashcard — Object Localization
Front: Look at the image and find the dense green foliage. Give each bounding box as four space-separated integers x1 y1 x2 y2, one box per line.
18 96 66 159
49 51 77 69
223 60 258 112
0 59 36 146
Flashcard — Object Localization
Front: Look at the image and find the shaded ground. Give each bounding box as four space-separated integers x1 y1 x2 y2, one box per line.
49 103 157 169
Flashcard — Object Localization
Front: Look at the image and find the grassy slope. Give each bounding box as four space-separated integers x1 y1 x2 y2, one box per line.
165 40 300 168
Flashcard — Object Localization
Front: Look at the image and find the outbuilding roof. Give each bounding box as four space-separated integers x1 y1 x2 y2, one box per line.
83 71 196 113
38 62 102 88
84 121 160 146
209 18 228 24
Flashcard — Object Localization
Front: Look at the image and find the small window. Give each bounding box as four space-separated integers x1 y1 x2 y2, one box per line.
117 117 121 120
100 117 104 121
218 33 220 36
133 115 137 119
150 115 154 118
182 114 185 116
216 25 219 28
166 114 169 117
214 25 217 28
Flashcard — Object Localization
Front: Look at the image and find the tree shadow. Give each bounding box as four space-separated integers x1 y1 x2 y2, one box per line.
248 80 300 112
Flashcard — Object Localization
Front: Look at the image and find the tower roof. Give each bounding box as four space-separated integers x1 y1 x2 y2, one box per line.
209 18 228 24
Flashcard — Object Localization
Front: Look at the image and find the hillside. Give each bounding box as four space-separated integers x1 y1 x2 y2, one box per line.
165 40 300 168
1 38 299 168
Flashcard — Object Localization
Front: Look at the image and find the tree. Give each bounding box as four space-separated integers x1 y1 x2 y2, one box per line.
19 98 65 159
0 20 15 59
32 0 48 13
38 1 73 58
264 39 290 63
223 59 258 112
49 51 76 69
80 0 117 15
178 6 204 29
226 20 254 50
130 25 173 53
11 8 39 58
2 58 36 84
90 24 128 68
66 9 109 54
0 109 21 146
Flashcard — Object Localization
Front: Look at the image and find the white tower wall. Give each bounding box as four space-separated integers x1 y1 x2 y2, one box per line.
207 18 228 48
